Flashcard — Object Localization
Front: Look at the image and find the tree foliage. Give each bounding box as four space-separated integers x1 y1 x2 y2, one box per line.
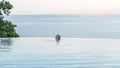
0 0 13 15
0 0 19 38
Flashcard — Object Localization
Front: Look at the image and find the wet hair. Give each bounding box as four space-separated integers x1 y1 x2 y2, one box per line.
55 34 61 41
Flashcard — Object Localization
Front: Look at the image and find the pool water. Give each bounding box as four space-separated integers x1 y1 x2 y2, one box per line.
0 38 120 68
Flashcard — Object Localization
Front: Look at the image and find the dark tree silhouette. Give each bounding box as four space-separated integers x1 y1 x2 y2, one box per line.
0 0 19 37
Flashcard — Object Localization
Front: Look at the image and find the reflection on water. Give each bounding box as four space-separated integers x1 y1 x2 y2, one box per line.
0 38 12 46
0 38 13 55
56 40 60 45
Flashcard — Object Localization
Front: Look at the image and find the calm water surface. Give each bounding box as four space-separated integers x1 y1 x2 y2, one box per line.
0 38 120 68
5 15 120 39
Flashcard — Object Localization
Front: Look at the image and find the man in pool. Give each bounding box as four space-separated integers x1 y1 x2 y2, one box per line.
55 34 61 41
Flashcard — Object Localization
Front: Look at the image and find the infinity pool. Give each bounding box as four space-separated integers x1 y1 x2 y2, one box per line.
0 38 120 68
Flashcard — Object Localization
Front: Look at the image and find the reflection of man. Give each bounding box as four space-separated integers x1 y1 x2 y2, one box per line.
55 34 61 41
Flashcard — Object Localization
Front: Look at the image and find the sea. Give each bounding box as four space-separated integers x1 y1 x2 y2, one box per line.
1 15 120 68
4 15 120 39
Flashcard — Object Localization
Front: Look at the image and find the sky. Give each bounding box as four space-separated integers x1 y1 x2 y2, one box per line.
8 0 120 15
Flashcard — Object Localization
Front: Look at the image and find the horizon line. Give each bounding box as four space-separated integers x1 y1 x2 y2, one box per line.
9 14 120 16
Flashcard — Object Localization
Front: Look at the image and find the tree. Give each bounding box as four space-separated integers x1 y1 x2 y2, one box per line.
0 0 19 37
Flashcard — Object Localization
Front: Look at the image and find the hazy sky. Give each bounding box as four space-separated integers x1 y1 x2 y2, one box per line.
8 0 120 15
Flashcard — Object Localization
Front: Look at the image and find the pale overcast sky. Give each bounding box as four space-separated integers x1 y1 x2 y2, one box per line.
8 0 120 15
